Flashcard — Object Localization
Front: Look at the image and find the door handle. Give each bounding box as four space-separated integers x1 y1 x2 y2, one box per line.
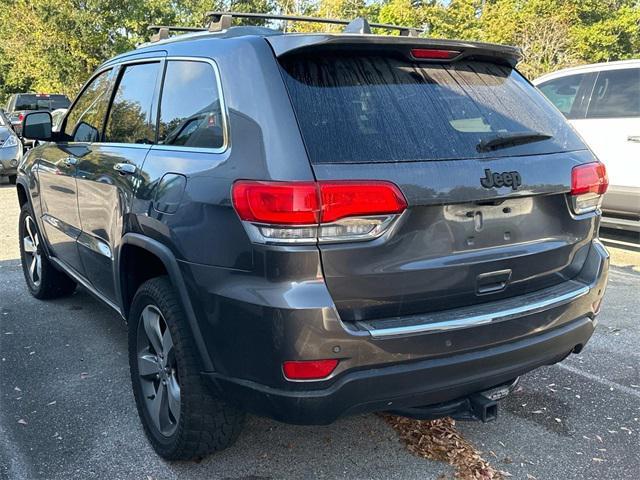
628 135 640 143
62 157 77 167
114 163 137 175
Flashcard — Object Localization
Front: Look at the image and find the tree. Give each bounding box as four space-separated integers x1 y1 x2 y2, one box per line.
1 0 639 103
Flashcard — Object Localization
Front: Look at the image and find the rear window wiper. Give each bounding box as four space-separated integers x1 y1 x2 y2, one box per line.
477 131 553 152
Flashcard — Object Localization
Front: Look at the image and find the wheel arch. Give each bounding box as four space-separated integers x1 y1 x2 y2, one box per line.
16 179 28 207
118 233 214 371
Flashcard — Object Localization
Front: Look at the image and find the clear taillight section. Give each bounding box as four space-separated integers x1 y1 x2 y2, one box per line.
232 180 407 244
570 162 608 214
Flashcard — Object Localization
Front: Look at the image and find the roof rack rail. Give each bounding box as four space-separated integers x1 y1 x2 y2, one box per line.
205 11 422 37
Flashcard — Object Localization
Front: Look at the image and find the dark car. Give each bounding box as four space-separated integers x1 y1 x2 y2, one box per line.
15 12 609 461
0 109 22 184
5 93 71 136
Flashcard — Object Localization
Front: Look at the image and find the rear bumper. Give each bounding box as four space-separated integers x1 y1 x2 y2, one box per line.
206 316 594 424
187 240 608 424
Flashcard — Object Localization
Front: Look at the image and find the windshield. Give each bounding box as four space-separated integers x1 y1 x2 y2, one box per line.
280 54 585 163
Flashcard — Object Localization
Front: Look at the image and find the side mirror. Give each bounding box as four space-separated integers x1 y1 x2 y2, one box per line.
22 111 53 141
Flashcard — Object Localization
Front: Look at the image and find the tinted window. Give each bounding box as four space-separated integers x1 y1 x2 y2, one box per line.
280 54 585 164
587 68 640 118
64 70 113 142
50 95 71 110
157 61 225 149
538 74 589 118
12 94 70 111
105 62 160 144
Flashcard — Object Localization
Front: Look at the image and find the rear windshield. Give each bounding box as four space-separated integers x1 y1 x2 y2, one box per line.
14 94 70 111
279 53 585 163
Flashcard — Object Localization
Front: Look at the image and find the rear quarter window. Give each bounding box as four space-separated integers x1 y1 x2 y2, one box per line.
280 53 585 164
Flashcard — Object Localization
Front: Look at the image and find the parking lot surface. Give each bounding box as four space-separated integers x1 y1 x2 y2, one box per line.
1 180 638 480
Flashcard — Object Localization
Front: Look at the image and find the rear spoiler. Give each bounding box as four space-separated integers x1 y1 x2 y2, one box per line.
267 35 522 68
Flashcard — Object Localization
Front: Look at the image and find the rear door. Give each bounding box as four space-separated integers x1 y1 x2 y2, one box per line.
75 59 162 302
279 51 596 322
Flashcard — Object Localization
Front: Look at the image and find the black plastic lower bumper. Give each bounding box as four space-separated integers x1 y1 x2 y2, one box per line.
205 316 594 425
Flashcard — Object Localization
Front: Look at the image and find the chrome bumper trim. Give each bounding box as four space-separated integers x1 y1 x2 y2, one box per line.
358 280 590 338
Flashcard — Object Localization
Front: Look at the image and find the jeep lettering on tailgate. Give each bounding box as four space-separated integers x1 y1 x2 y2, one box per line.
480 169 522 190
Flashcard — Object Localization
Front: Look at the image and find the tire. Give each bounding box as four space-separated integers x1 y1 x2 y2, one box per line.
8 175 17 185
18 203 76 299
128 276 245 460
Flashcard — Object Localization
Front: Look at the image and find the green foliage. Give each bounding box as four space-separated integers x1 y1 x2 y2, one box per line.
1 0 638 104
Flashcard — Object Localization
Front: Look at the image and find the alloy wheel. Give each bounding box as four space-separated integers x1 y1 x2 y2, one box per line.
22 215 42 287
137 305 180 437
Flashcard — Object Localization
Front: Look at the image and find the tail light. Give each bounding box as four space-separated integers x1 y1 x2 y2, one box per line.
570 162 608 214
18 113 24 122
232 180 407 244
283 359 339 380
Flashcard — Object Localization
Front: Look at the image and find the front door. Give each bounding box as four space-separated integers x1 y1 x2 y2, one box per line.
75 60 162 302
37 69 116 274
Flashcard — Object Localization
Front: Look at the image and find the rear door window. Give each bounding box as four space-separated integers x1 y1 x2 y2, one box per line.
64 70 114 142
537 73 593 119
157 60 225 150
586 68 640 119
280 53 585 164
105 62 160 144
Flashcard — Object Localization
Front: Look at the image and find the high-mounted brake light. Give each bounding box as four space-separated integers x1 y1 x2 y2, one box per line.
232 180 407 244
283 359 339 380
570 162 608 214
411 48 460 60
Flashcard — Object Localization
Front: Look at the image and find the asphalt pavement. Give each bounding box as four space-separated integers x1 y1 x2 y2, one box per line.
1 180 638 480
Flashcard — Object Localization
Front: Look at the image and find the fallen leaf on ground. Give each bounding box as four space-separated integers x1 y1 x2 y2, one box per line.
381 414 503 479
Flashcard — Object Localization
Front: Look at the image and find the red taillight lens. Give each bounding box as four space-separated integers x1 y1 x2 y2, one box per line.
232 180 407 225
411 48 460 60
571 162 608 196
18 113 24 122
319 181 407 223
283 359 339 380
232 181 320 225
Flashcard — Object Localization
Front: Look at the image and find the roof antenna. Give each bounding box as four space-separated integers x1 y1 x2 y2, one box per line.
150 27 170 42
208 13 233 32
343 17 371 34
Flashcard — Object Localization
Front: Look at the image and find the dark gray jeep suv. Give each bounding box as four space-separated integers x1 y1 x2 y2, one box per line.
16 12 609 460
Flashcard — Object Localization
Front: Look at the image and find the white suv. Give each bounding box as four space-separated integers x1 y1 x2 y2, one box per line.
535 60 640 233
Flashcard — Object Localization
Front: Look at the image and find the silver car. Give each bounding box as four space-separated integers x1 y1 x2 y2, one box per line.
0 110 22 184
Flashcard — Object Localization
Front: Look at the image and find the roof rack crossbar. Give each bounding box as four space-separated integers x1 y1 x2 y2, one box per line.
205 11 423 35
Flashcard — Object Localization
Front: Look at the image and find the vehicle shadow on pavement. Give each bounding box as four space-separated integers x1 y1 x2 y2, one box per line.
0 260 451 480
